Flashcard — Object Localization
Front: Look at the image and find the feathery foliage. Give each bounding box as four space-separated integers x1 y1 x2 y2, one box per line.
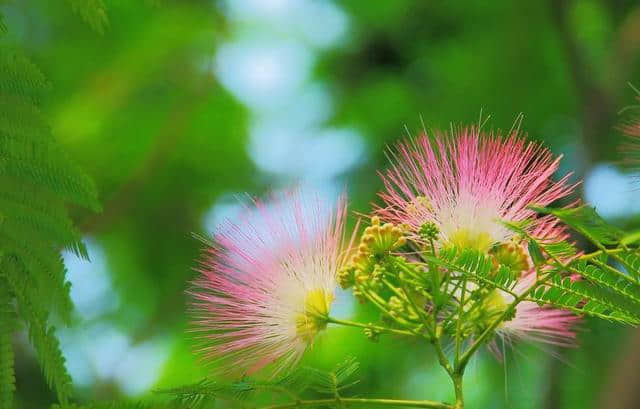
502 211 640 325
0 281 17 409
52 402 172 409
3 255 74 405
0 6 101 407
529 272 640 324
66 0 109 34
161 374 306 407
531 205 624 246
431 246 520 293
304 357 360 397
156 358 360 409
580 257 640 304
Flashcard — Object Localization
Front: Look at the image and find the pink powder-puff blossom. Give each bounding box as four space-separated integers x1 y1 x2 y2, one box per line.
493 220 580 346
496 270 580 346
189 190 349 376
377 126 576 251
378 126 580 346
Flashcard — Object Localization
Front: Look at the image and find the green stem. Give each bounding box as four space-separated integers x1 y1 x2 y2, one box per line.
576 258 638 287
574 237 639 282
395 259 427 283
261 397 453 409
430 335 453 376
428 238 440 309
326 316 415 337
454 275 467 368
452 373 464 409
577 248 623 261
360 286 416 329
381 278 420 320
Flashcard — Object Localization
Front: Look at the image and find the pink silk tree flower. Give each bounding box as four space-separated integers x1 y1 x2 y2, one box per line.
377 126 580 346
189 191 349 377
494 219 580 346
495 271 580 346
377 126 576 252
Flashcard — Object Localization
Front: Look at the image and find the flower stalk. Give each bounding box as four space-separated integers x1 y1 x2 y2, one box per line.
261 397 453 409
326 316 415 337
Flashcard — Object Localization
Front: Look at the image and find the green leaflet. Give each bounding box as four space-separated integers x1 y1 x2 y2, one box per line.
527 240 545 267
530 205 623 246
537 240 577 261
621 230 640 246
616 250 640 282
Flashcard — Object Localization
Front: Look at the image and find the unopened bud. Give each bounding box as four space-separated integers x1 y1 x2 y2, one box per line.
394 236 407 247
364 324 381 342
388 296 404 313
419 222 440 241
338 267 355 289
353 287 367 304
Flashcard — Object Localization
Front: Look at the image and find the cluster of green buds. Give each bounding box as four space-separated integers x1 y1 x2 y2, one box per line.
337 215 438 335
338 216 407 293
388 295 405 318
359 216 407 254
419 221 439 242
363 324 381 342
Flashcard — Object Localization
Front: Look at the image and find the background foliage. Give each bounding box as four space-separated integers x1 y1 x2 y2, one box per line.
2 0 640 408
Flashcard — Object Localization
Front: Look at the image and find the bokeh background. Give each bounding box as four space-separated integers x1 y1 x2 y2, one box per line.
3 0 640 408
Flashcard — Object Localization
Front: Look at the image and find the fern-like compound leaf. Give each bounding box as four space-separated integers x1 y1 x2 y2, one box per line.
530 274 640 325
575 259 640 306
0 280 16 409
66 0 109 34
0 29 100 406
158 368 310 406
3 256 73 406
0 176 87 258
616 250 640 283
531 205 623 246
157 359 361 408
52 403 169 409
428 247 519 294
0 51 50 101
305 357 360 397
